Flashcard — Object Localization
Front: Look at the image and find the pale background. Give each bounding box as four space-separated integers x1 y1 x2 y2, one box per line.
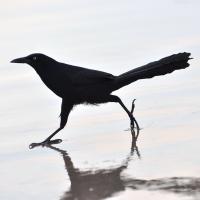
0 1 200 199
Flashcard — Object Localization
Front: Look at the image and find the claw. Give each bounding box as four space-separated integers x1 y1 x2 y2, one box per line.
29 139 63 149
29 142 42 149
48 139 62 145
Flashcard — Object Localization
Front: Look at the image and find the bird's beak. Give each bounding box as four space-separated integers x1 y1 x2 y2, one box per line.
10 57 28 64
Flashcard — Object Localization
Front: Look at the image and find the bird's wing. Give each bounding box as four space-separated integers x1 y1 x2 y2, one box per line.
66 66 115 86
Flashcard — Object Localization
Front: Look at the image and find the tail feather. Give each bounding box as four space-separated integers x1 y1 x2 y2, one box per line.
114 52 191 91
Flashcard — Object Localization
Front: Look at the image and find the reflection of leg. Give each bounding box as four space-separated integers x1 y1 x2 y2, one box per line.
131 135 141 159
29 99 73 149
45 144 67 155
123 134 141 167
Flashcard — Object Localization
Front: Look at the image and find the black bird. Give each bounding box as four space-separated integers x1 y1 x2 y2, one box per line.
11 52 191 148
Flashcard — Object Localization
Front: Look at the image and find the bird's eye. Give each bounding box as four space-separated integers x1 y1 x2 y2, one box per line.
33 56 37 60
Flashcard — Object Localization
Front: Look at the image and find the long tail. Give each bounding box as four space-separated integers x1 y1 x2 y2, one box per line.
114 52 192 91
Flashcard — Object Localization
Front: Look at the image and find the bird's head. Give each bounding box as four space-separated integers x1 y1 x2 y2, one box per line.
11 53 56 68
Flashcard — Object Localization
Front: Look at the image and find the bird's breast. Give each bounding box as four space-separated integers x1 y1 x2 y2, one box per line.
36 69 74 98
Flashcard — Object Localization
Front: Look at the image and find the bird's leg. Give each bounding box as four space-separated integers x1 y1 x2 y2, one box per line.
29 128 63 149
131 99 136 114
130 99 140 139
130 99 136 129
118 99 139 138
29 99 73 149
131 99 140 139
109 95 140 137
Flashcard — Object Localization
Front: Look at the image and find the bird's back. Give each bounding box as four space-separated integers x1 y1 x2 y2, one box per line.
35 62 116 102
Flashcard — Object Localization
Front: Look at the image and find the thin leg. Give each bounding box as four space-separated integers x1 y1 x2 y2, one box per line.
130 99 140 139
118 98 140 137
131 99 136 114
42 127 63 142
29 99 73 149
108 95 140 137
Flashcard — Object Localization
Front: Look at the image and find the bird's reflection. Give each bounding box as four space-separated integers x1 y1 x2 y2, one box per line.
46 136 200 200
46 135 139 200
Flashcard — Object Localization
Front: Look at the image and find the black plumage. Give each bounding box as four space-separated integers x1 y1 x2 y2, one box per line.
11 52 191 148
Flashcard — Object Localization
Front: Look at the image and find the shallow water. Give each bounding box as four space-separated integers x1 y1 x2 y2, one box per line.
1 1 200 199
1 65 200 200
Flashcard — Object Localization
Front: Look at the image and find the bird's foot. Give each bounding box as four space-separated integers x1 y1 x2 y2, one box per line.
29 139 62 149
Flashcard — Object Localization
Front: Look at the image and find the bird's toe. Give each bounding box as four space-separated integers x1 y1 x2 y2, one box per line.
47 139 62 145
29 142 42 149
29 139 63 149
